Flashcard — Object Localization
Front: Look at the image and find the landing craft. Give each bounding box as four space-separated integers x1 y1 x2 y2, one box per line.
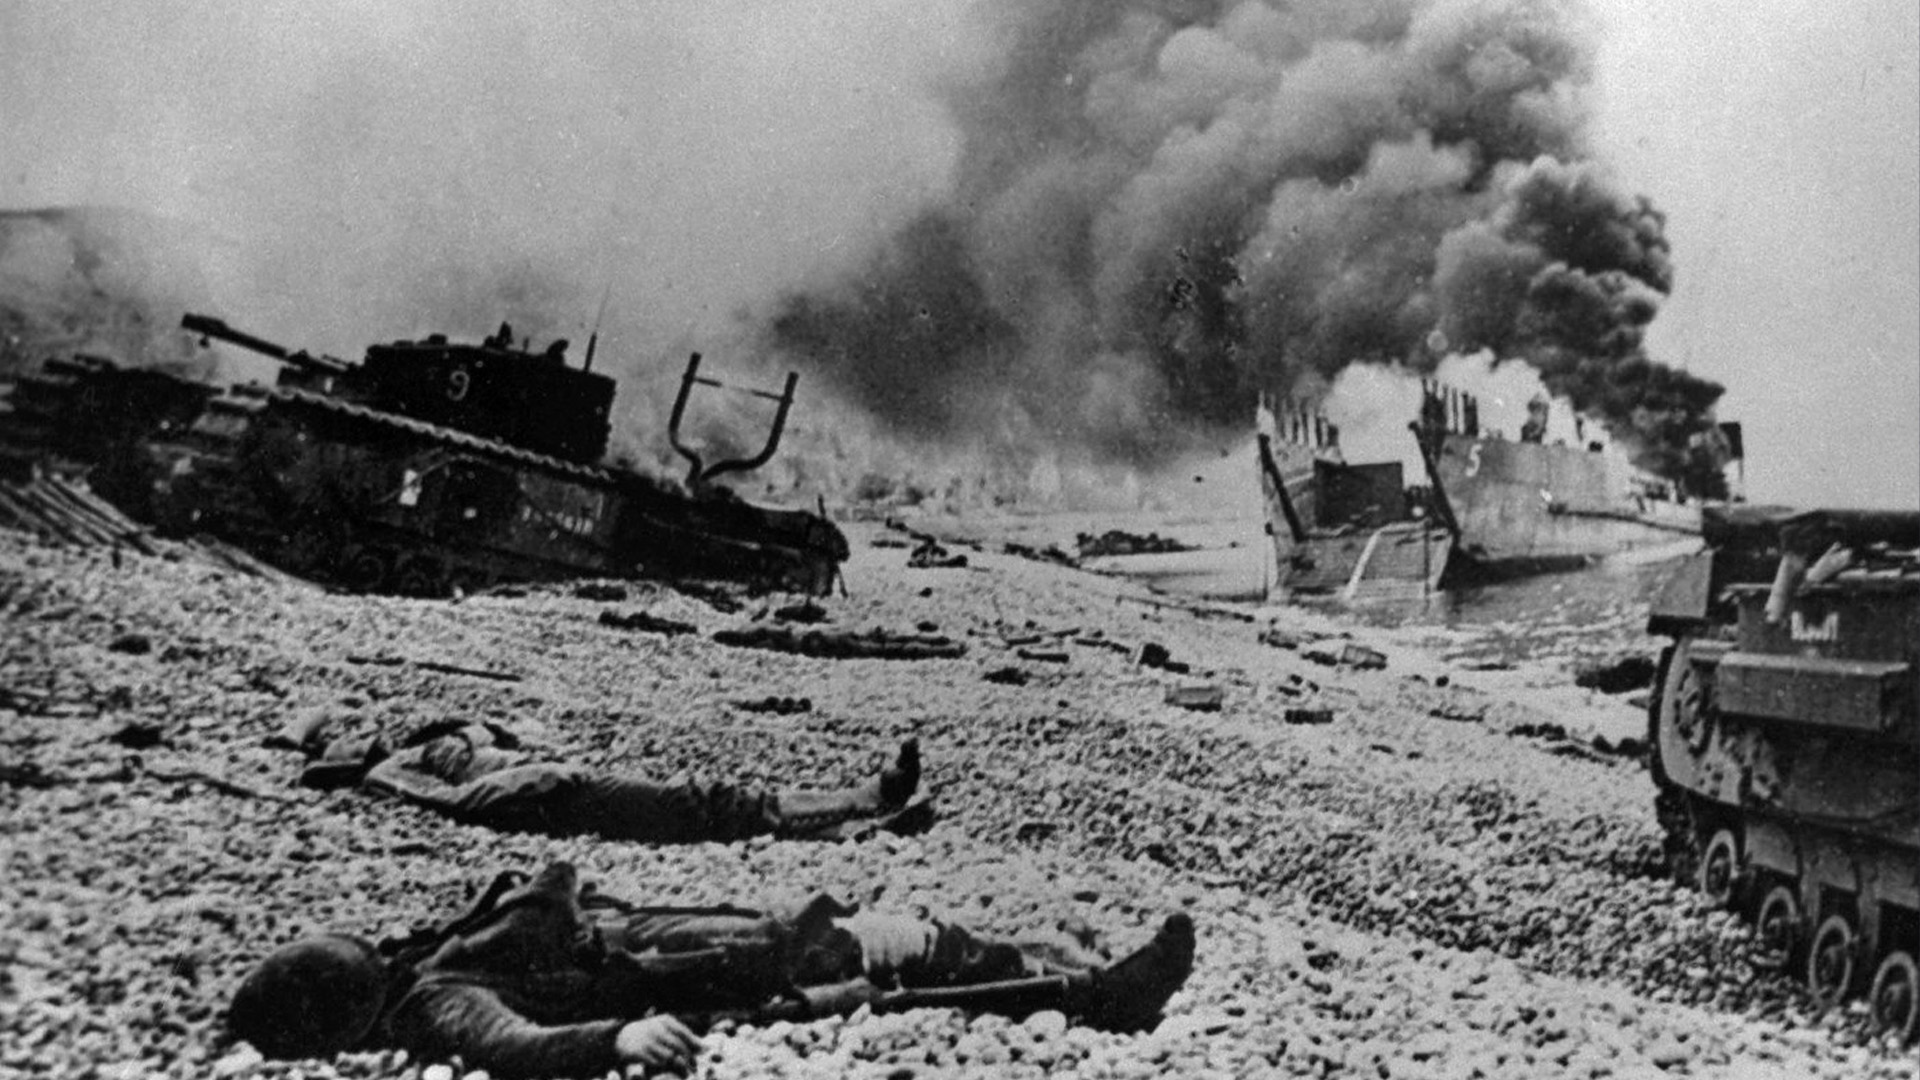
0 314 848 596
1410 383 1735 578
1256 382 1739 602
1254 394 1451 603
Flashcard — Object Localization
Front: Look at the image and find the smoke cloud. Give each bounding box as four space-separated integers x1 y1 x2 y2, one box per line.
764 0 1724 486
3 0 1723 498
1 1 966 381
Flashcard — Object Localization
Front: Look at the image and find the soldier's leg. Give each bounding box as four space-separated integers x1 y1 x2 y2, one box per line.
767 739 921 837
491 740 921 843
832 908 1196 1033
561 773 780 843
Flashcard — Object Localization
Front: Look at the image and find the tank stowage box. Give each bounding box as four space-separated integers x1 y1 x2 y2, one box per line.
1649 507 1920 1043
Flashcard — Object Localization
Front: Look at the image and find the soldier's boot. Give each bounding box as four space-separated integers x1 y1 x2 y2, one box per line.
1064 913 1197 1033
771 738 921 836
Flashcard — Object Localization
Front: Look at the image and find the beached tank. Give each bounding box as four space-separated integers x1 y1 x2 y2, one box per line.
1647 505 1920 1042
3 314 848 596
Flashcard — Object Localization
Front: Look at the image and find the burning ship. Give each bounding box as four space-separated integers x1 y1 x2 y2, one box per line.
1411 381 1732 578
1258 380 1739 601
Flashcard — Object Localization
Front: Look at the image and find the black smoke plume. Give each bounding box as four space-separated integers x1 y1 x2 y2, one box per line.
764 0 1724 485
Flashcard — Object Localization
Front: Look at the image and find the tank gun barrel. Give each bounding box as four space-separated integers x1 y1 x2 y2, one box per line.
181 313 352 375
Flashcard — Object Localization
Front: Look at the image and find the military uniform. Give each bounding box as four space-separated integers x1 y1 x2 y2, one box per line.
262 862 1191 1078
303 723 924 842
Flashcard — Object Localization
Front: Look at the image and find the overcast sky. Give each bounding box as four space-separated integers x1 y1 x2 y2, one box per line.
3 0 1914 508
1592 0 1918 508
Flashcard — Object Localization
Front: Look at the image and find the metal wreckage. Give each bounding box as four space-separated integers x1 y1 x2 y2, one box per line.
1647 506 1920 1043
0 313 848 597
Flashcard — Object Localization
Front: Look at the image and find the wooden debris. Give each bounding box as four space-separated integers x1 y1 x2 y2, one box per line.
598 610 698 636
712 624 966 661
1166 684 1225 711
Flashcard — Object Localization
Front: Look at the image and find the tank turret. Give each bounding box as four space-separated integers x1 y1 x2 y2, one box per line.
182 314 616 465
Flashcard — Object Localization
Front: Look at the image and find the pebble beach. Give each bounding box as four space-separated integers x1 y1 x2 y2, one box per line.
2 521 1913 1080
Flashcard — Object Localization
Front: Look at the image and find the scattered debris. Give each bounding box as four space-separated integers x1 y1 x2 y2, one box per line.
1166 684 1225 712
1592 734 1646 758
109 722 168 750
0 472 160 554
712 625 967 661
1014 819 1058 843
598 610 698 636
1136 642 1191 674
908 537 969 569
1284 708 1335 725
674 581 745 613
1002 541 1078 566
1572 654 1658 694
107 632 153 655
346 654 523 682
774 600 828 624
0 755 292 802
732 696 813 715
1430 703 1488 723
0 761 62 789
982 666 1030 686
1509 721 1569 740
345 654 406 668
1339 644 1388 670
1075 530 1195 558
413 660 523 683
1117 593 1256 622
1258 626 1311 650
1303 642 1388 670
1016 648 1069 664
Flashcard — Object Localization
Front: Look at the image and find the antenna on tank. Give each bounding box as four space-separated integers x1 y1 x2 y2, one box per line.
584 276 616 374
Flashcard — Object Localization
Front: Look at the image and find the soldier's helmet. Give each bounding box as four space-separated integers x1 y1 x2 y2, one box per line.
227 934 387 1059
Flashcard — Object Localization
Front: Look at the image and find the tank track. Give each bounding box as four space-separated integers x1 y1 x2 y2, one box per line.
1652 632 1919 1045
150 384 836 597
0 356 115 465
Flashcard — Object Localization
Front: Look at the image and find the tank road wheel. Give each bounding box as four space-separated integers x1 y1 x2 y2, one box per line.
394 558 449 599
339 547 391 594
1806 914 1860 1008
1869 950 1918 1045
1696 829 1741 910
1752 885 1805 971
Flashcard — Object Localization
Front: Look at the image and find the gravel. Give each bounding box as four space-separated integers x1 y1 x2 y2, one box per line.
1 525 1912 1079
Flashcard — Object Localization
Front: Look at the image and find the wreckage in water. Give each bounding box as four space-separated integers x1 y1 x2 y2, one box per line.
0 314 848 596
